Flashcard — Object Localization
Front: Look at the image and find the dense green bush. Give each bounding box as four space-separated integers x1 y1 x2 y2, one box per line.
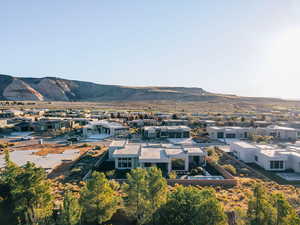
222 164 237 175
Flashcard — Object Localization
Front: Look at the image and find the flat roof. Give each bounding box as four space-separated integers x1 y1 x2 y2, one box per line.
209 126 250 131
139 147 168 161
260 149 288 159
165 148 186 156
184 147 205 154
267 125 297 131
113 144 140 156
110 140 127 147
231 141 257 149
143 126 191 131
90 120 127 129
113 142 204 159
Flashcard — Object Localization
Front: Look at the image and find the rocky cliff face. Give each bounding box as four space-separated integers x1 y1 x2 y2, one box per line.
0 74 212 102
3 78 44 101
35 78 71 101
0 74 284 103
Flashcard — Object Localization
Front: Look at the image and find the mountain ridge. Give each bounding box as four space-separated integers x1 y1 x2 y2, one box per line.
0 74 287 102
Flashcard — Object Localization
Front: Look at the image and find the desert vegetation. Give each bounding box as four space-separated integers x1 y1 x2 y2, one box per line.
1 149 300 225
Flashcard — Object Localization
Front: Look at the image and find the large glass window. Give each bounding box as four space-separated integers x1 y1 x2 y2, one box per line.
171 158 185 170
118 158 132 168
183 131 190 138
226 133 236 139
217 132 224 138
270 161 284 169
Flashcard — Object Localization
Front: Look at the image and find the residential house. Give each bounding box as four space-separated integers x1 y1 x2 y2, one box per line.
230 141 300 172
111 142 206 173
256 125 298 141
83 120 129 137
162 119 189 126
128 119 159 128
198 120 216 128
207 126 251 141
142 126 191 139
32 119 73 132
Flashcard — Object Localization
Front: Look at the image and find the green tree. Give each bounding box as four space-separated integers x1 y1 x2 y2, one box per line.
123 167 167 225
80 172 122 224
1 149 21 186
0 150 21 225
273 193 300 225
287 212 300 225
58 191 82 225
11 162 54 225
198 194 227 225
147 167 168 225
156 186 227 225
123 168 151 225
247 184 276 225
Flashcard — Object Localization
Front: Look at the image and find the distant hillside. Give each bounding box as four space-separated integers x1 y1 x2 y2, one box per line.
0 74 285 102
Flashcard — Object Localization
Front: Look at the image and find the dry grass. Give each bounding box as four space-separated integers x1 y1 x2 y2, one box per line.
15 143 91 156
3 99 300 114
207 148 300 213
212 178 300 212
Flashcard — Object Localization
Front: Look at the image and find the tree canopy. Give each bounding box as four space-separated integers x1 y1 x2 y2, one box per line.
80 171 122 225
156 185 227 225
123 167 167 225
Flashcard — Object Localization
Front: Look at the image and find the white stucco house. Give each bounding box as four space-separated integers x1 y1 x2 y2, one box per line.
230 141 300 172
109 141 206 173
142 126 191 139
207 126 252 142
256 125 298 141
208 125 299 142
82 120 129 138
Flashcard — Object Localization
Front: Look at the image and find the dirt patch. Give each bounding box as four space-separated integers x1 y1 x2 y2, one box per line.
15 143 91 156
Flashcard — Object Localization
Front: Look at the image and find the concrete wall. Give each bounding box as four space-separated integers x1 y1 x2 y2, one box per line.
230 142 257 163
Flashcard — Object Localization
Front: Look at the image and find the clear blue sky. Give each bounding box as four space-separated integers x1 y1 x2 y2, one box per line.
1 1 300 98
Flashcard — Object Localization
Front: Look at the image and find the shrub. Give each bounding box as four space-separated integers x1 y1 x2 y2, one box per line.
105 170 115 178
168 171 177 179
190 167 205 176
81 143 91 148
206 147 215 156
93 145 101 150
222 164 237 175
0 143 7 148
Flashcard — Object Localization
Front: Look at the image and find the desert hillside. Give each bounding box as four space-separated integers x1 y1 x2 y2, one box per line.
0 74 287 103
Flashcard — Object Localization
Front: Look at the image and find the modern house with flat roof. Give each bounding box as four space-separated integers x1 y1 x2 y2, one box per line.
230 141 300 172
83 120 129 137
142 126 191 139
128 119 159 128
256 125 298 141
110 142 206 173
207 126 251 141
208 125 299 142
162 119 189 126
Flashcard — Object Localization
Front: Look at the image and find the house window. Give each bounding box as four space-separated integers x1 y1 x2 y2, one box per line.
254 156 258 162
270 161 284 169
217 132 224 138
226 133 236 139
118 158 132 168
144 162 152 167
171 158 185 170
183 132 190 138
